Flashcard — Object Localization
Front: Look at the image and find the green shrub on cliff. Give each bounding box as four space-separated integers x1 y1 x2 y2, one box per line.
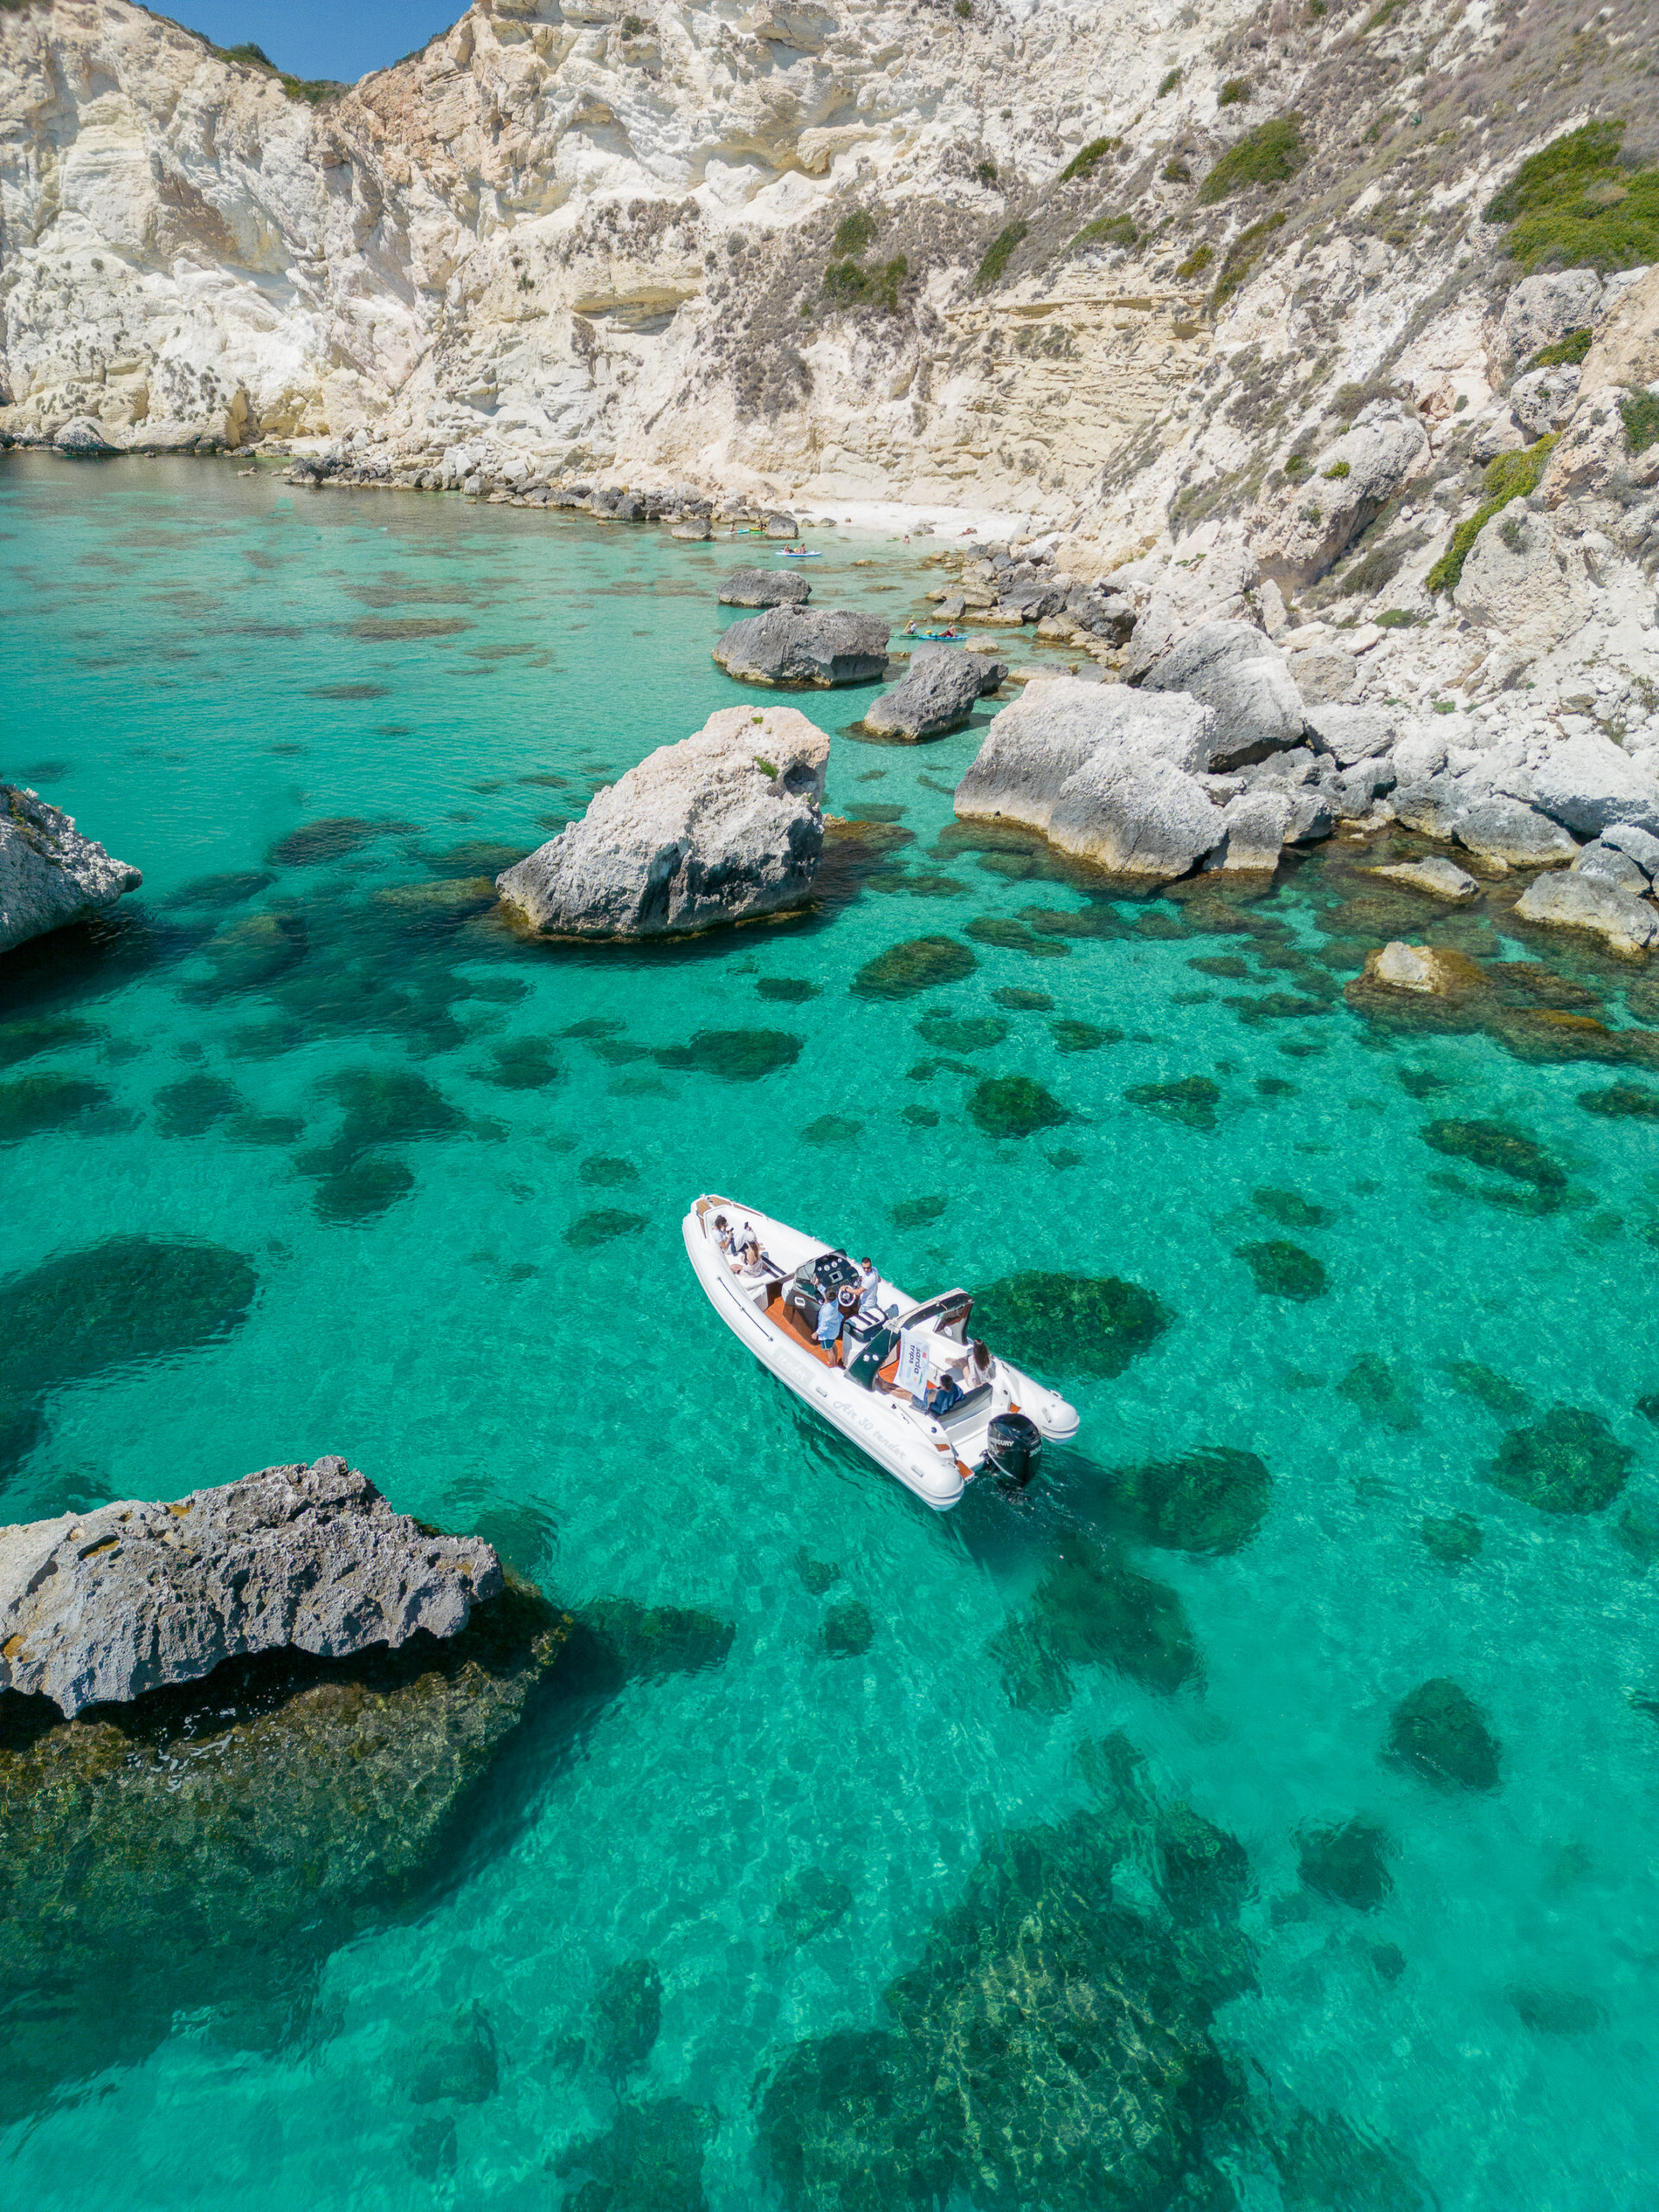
1484 121 1659 273
976 220 1029 287
1427 435 1558 594
1198 116 1306 204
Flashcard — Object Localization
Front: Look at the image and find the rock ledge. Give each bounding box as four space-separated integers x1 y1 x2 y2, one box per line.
0 1456 502 1717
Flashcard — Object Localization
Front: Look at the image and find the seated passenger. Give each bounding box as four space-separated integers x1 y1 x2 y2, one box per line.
713 1213 738 1267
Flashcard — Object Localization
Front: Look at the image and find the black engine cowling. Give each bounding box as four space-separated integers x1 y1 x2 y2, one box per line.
981 1411 1042 1488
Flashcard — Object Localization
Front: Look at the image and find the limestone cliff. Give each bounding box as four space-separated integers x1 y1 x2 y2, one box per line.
3 0 1659 729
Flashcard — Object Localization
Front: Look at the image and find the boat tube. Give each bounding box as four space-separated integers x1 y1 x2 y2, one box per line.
683 1194 1079 1510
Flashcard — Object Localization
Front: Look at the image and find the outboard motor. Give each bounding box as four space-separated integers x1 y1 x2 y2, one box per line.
981 1411 1043 1488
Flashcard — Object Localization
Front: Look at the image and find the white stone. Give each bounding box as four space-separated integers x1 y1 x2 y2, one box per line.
497 705 828 938
1367 855 1481 900
1515 869 1659 957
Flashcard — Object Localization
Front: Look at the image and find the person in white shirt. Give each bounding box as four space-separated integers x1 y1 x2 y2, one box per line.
855 1257 882 1318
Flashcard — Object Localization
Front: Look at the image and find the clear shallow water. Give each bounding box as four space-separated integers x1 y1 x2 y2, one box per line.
3 455 1659 2209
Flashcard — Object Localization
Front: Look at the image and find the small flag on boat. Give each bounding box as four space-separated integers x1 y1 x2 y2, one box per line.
895 1328 931 1398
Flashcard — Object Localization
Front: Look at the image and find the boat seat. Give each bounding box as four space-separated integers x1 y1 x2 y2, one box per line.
938 1384 993 1428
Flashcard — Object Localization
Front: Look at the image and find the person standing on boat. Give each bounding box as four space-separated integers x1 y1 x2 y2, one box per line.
817 1282 860 1364
855 1257 882 1318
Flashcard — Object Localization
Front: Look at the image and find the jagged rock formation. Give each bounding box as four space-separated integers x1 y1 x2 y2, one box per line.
862 646 984 738
1 783 142 954
495 702 829 935
712 604 889 685
718 566 812 607
0 1456 501 1717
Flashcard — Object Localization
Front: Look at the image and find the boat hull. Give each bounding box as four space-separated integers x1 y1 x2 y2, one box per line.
683 1197 1079 1512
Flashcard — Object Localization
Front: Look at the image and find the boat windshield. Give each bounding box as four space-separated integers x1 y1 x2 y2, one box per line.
894 1289 973 1342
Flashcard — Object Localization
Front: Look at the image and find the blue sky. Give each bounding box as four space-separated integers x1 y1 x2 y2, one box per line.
162 3 467 84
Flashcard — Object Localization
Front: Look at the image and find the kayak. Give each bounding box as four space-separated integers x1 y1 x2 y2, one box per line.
776 548 822 557
683 1194 1079 1510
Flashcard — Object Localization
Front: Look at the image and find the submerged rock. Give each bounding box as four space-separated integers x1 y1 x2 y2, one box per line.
1297 1818 1394 1911
1108 1446 1273 1554
1387 1676 1502 1791
773 1868 852 1952
1236 1240 1327 1300
1488 1406 1631 1515
718 566 811 607
1126 1074 1221 1130
556 2097 713 2212
851 934 976 998
496 706 828 938
590 1957 664 2080
0 1234 257 1471
756 1772 1255 2212
712 606 889 687
971 1270 1173 1379
1419 1512 1484 1570
0 1456 502 1716
0 1574 564 2120
968 1074 1069 1138
1421 1117 1564 1189
1 782 142 954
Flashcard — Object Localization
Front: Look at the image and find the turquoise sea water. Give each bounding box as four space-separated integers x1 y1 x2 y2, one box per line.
3 454 1659 2210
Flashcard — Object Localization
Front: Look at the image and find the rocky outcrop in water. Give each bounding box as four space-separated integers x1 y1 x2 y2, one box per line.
718 567 811 608
712 607 889 688
953 679 1229 878
0 1456 501 1717
496 705 828 938
1 784 142 955
863 650 984 740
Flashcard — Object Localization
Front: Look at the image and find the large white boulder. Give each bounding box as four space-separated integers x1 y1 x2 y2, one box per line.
1531 732 1659 837
1 784 142 954
1453 506 1590 655
496 705 829 938
1251 399 1431 590
712 607 888 687
1516 869 1659 957
1138 620 1307 770
954 679 1226 877
863 652 984 740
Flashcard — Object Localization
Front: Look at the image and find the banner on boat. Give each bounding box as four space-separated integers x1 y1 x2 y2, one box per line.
895 1328 931 1399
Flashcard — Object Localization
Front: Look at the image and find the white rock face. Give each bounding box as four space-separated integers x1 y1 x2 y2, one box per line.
1 784 142 954
1138 620 1307 771
496 704 828 937
954 680 1227 877
0 1456 502 1719
1454 508 1590 657
1251 400 1430 591
1516 869 1659 957
1371 941 1446 992
1531 733 1659 837
1495 272 1602 370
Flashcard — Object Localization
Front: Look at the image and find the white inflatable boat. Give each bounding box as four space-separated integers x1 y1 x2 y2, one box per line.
683 1194 1079 1510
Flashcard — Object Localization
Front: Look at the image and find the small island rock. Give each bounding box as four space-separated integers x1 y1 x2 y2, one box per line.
497 704 829 938
713 606 889 688
2 784 143 955
718 566 811 608
1515 869 1659 957
0 1455 503 1718
863 651 983 740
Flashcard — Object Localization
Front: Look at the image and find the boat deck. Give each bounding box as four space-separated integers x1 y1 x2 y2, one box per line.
764 1288 905 1391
